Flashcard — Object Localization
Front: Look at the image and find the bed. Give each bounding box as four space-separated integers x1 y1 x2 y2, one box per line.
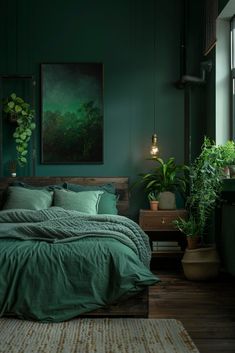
0 177 159 322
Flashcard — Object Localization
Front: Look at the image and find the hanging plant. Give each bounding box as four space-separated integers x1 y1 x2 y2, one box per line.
3 93 36 167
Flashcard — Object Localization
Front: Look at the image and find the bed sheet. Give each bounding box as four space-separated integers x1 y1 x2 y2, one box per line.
0 208 159 322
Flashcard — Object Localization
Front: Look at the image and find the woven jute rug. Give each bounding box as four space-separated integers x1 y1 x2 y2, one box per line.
0 318 199 353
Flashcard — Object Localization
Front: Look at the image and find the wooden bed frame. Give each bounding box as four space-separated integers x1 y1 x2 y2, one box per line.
0 176 149 318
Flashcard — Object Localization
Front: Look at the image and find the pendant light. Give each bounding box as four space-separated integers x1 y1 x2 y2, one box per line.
150 133 158 157
150 0 159 158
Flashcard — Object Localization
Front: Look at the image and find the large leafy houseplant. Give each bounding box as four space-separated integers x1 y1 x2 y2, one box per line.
174 137 235 247
3 93 36 167
133 157 188 209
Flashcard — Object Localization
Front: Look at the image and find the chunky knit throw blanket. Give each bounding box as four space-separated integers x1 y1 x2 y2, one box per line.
0 207 151 267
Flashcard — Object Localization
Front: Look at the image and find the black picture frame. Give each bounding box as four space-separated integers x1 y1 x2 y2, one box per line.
40 63 103 164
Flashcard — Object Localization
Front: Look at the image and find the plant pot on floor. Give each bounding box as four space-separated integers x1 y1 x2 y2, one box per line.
158 191 176 210
181 245 220 281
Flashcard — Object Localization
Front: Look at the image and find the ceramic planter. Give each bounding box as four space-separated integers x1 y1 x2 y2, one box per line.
158 191 176 210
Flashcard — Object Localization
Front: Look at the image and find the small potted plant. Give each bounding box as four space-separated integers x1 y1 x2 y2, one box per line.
148 191 159 211
174 137 235 280
133 157 188 210
3 93 36 167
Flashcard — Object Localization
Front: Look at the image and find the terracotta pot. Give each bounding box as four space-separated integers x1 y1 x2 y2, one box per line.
182 245 220 281
158 191 176 210
187 236 200 250
149 201 159 211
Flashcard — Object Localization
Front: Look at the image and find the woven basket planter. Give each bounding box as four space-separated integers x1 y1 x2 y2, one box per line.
182 245 220 281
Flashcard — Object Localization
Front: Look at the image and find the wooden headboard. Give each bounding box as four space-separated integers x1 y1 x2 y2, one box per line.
0 176 129 215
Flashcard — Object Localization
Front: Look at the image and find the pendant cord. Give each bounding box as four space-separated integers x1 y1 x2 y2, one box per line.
16 0 18 73
153 0 157 133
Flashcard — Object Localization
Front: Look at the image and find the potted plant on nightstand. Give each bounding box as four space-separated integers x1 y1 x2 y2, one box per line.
148 191 159 211
3 93 36 167
133 157 188 210
174 137 235 280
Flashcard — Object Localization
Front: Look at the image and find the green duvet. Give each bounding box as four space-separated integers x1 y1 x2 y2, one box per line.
0 207 159 322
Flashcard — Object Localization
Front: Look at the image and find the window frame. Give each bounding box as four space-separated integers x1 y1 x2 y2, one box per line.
230 16 235 139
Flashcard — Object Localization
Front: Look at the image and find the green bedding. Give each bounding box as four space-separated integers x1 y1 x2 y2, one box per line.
0 208 159 322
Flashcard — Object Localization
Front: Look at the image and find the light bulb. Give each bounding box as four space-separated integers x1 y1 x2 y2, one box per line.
150 134 159 157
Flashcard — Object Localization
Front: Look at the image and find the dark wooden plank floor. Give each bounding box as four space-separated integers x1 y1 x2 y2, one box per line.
149 269 235 353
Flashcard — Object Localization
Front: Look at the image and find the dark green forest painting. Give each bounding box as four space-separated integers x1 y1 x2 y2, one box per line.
41 63 103 163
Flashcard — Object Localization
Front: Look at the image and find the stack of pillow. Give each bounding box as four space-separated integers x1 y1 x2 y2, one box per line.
2 182 118 215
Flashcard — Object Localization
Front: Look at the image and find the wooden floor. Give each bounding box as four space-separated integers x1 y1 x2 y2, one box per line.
149 268 235 353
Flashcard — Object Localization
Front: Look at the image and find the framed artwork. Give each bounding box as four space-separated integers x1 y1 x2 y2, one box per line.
40 63 103 164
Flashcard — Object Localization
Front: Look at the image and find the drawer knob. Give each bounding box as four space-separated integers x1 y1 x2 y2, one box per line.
161 218 166 224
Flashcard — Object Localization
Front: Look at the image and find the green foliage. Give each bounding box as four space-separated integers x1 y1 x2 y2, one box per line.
147 191 159 201
42 101 102 163
133 157 188 198
174 216 201 238
3 93 35 167
174 137 235 238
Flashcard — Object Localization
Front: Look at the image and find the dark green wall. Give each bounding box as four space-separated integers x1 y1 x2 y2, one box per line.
0 0 207 215
219 0 230 13
185 0 206 162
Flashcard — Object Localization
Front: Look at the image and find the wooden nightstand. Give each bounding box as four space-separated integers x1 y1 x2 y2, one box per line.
139 209 187 257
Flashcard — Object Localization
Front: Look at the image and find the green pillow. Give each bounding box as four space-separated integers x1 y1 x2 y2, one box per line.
98 192 118 215
53 189 103 214
64 183 118 214
3 186 53 210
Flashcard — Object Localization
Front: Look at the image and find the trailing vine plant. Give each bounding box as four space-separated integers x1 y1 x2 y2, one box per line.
3 93 36 167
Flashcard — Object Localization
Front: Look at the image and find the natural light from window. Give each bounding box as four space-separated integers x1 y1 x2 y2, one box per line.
216 0 235 144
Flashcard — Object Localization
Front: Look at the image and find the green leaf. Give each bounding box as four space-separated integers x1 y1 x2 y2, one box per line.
20 156 27 163
146 180 157 189
16 146 24 152
15 105 22 113
156 157 164 165
10 93 16 100
8 102 15 109
20 133 26 140
15 97 24 104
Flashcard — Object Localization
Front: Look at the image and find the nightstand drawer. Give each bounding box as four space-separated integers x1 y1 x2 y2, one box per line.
139 209 187 231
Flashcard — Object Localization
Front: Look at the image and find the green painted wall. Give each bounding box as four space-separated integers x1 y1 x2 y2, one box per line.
0 0 210 216
185 0 208 161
